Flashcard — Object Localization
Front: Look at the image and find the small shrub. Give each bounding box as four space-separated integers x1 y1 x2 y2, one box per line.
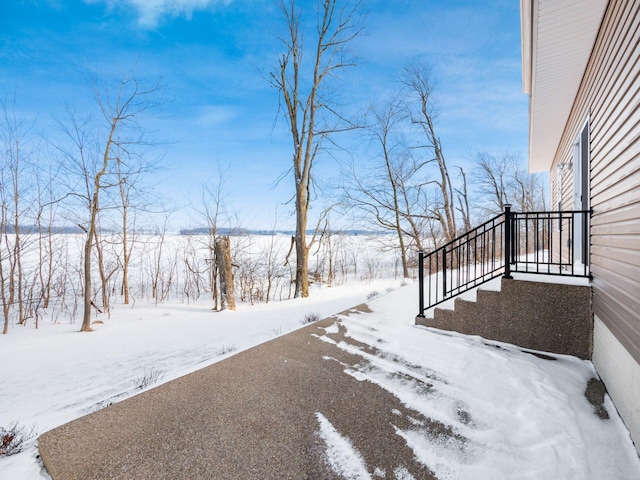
0 422 36 456
215 344 237 356
301 312 321 325
135 368 165 389
367 291 379 300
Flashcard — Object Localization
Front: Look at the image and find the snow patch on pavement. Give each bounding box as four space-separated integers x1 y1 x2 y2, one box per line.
316 412 372 480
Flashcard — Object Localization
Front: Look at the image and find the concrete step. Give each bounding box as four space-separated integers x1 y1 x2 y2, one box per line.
416 276 593 359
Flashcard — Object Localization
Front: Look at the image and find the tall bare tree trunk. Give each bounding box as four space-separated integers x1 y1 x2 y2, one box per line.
93 226 109 315
455 166 471 233
382 145 409 278
0 202 9 334
117 160 131 305
73 77 162 331
35 178 56 310
271 0 361 298
403 63 457 243
426 115 457 242
2 109 25 325
43 215 54 309
215 236 236 311
197 167 229 309
294 180 309 298
121 216 130 304
81 119 116 332
12 161 24 325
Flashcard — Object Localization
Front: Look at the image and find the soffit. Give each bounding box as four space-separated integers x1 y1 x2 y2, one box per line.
521 0 608 172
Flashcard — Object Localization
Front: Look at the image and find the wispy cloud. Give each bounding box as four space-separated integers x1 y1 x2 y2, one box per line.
85 0 233 28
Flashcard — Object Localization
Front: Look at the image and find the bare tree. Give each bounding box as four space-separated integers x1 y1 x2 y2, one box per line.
57 76 163 331
214 236 236 310
262 208 287 303
0 179 9 334
82 102 115 329
372 99 410 278
402 63 457 243
512 159 546 212
113 152 161 306
455 166 471 232
0 100 34 326
472 151 546 217
473 152 509 216
0 99 61 333
342 97 433 277
116 158 133 305
147 212 175 304
34 162 60 310
194 163 231 310
270 0 362 297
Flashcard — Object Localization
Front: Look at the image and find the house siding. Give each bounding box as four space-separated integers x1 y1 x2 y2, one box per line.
551 0 640 364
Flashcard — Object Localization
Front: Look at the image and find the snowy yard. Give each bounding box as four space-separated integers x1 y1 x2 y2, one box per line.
2 280 640 479
318 285 640 479
0 279 400 478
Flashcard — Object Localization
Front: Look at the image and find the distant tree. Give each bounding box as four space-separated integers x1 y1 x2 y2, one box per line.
270 0 362 298
114 147 162 307
512 158 547 212
342 96 433 278
0 100 33 328
473 151 509 215
147 211 175 304
261 207 287 303
116 158 133 305
194 162 231 310
455 166 471 233
0 99 61 333
0 168 9 334
472 151 546 217
34 161 61 311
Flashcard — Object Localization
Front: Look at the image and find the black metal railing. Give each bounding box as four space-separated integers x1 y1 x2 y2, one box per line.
509 209 591 277
417 206 591 317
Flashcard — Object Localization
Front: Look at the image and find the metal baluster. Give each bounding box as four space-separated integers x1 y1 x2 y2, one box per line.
504 205 513 279
417 251 424 317
442 248 447 301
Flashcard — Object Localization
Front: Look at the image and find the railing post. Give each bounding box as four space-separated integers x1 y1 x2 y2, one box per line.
584 209 592 278
417 251 425 317
442 248 447 299
504 204 513 279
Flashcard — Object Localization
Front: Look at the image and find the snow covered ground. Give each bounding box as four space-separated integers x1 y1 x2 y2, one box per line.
2 279 640 479
318 285 640 479
0 279 401 479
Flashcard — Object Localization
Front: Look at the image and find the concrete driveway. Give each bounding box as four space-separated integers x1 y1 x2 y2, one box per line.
38 305 440 479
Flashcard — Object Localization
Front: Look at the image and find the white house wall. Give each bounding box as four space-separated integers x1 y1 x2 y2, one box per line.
593 315 640 450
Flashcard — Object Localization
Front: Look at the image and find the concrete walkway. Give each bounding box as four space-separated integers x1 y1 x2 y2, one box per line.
38 305 439 479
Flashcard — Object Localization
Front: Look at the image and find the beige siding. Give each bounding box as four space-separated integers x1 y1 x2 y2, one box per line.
550 0 640 363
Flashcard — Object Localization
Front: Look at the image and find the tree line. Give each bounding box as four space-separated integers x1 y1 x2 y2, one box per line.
0 0 545 333
271 0 545 291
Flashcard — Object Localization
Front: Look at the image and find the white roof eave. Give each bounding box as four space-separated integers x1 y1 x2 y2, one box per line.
521 0 608 172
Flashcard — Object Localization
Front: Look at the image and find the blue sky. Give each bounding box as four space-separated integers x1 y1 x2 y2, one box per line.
0 0 528 230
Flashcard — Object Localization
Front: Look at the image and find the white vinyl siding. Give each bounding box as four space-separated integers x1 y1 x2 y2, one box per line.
550 0 640 363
